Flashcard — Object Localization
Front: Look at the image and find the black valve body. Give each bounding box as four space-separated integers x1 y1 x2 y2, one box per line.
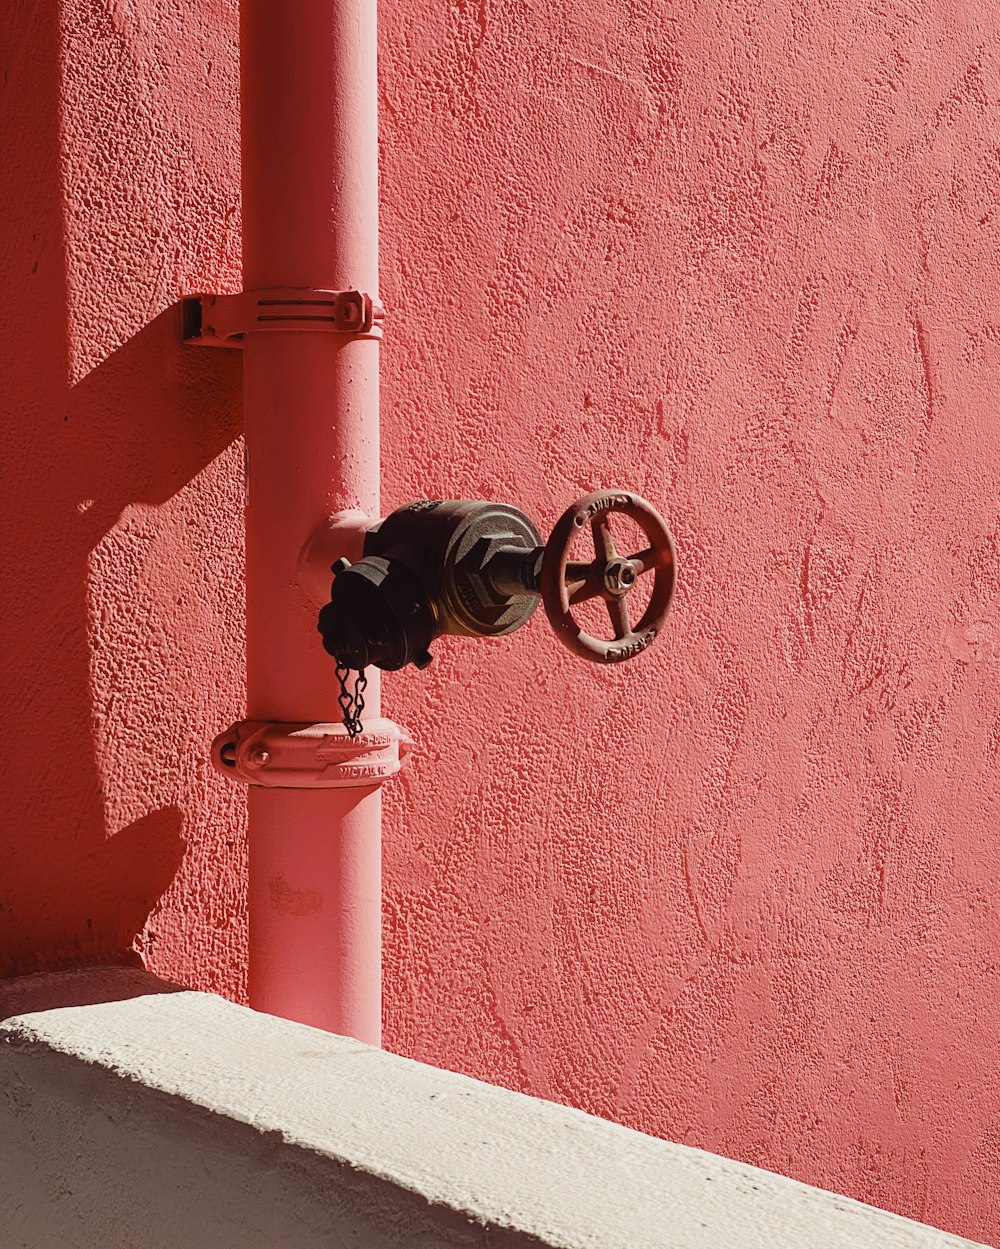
318 500 542 672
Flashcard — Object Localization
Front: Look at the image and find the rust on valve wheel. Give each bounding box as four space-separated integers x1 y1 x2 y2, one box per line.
539 490 677 663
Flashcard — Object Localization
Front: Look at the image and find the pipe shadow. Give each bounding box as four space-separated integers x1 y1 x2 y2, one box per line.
0 1 241 978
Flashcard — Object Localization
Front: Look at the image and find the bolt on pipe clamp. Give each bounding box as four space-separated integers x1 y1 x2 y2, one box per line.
211 719 413 788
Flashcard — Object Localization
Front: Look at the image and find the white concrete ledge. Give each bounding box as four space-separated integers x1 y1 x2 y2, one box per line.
0 969 988 1249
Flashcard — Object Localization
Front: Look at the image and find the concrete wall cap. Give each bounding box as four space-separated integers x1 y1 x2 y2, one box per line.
0 969 988 1249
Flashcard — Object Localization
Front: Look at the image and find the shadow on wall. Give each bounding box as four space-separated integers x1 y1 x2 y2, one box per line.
0 966 185 1022
0 2 240 977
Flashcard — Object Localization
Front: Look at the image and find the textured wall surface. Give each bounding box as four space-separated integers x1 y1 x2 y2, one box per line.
2 0 998 1243
1 0 245 989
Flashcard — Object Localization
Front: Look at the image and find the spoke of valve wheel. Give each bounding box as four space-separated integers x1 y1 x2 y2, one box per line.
607 594 631 640
567 560 604 604
628 545 667 575
592 517 617 565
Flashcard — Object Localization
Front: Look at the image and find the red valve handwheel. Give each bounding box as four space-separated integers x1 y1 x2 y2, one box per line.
539 490 677 663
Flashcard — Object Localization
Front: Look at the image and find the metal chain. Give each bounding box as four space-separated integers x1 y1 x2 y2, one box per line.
335 661 368 740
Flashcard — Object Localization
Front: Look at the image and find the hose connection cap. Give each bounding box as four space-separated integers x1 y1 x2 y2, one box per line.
318 557 436 672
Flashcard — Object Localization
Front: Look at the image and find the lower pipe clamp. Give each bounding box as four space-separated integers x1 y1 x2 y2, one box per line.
211 718 412 788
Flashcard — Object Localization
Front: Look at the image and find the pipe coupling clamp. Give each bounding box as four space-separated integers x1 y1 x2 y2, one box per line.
183 287 384 347
211 718 412 788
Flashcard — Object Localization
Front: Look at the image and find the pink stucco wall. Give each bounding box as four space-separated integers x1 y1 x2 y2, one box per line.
3 1 998 1241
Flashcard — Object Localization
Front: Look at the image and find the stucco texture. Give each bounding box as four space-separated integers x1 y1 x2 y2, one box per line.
2 0 998 1243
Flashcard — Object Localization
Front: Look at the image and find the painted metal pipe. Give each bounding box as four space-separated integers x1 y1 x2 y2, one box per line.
241 0 383 1043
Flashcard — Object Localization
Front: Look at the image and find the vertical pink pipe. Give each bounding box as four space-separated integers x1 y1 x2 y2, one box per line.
241 0 382 1042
